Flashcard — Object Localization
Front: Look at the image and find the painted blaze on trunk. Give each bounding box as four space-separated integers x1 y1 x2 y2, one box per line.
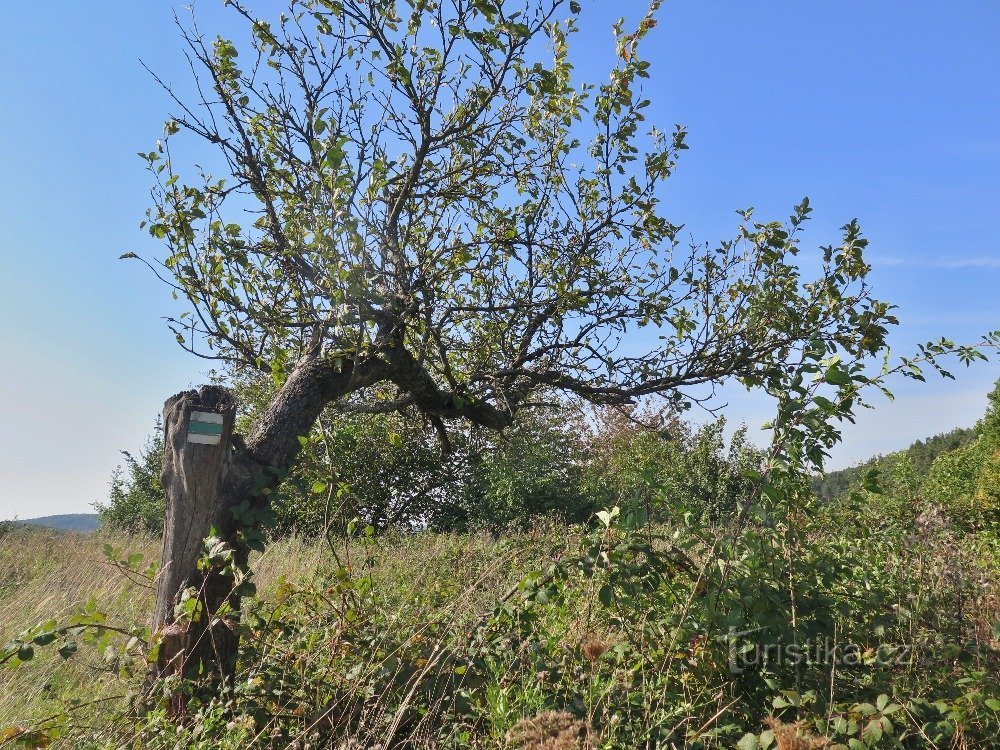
187 411 224 445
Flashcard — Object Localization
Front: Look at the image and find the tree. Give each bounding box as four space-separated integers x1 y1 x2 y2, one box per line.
94 425 165 535
922 439 989 525
971 378 1000 526
234 370 468 533
231 370 594 532
135 0 899 693
283 407 464 531
457 402 593 529
810 427 977 504
579 404 761 524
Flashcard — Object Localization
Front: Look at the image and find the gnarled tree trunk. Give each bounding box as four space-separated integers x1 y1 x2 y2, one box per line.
148 357 389 711
149 385 250 707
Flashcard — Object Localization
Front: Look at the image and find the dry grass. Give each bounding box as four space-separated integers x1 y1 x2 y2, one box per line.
0 528 156 722
505 710 586 750
0 526 532 726
763 717 830 750
0 528 326 723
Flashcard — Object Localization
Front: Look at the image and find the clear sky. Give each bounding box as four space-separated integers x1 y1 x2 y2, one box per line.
2 1 999 520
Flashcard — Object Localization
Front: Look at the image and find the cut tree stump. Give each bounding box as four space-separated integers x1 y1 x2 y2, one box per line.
149 385 249 696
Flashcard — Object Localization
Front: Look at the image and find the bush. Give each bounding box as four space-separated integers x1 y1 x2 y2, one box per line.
94 425 164 535
580 404 762 525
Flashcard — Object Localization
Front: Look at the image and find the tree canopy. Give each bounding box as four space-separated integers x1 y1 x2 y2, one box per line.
132 1 917 693
138 0 897 473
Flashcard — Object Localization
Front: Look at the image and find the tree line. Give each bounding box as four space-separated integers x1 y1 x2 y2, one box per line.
97 391 763 535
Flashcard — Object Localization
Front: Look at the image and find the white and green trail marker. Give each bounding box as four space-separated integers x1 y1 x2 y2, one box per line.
187 411 224 445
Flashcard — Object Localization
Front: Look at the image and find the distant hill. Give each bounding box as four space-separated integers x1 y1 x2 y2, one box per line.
813 426 978 501
8 513 102 533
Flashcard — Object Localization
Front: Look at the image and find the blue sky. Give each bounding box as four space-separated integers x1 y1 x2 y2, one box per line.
2 1 999 520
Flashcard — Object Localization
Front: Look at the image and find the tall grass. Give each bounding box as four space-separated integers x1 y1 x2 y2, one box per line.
1 510 999 748
0 525 541 730
0 528 151 723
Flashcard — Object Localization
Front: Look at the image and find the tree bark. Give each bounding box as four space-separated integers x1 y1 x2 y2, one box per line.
148 356 390 709
150 385 247 702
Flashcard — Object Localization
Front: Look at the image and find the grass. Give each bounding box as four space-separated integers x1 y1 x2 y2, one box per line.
0 525 540 730
0 528 153 724
1 510 999 748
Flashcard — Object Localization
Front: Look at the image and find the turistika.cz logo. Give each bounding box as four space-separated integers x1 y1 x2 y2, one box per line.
725 627 930 674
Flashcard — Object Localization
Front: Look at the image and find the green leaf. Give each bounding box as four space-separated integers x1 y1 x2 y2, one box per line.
238 580 257 598
736 734 760 750
863 719 883 743
824 366 851 386
598 584 613 607
32 632 57 647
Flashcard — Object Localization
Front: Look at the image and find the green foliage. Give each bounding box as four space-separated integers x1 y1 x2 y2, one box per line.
276 407 457 533
813 426 977 503
908 428 980 475
834 375 1000 530
966 379 1000 527
0 597 142 673
100 391 761 536
815 376 1000 532
581 405 762 526
15 356 1000 746
458 407 594 531
7 508 998 748
240 392 596 533
978 376 1000 441
94 424 164 535
922 439 990 522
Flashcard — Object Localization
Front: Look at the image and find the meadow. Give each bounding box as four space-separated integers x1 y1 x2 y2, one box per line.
2 495 998 749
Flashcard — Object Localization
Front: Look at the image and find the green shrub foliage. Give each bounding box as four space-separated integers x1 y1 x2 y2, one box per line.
94 425 164 535
98 398 760 535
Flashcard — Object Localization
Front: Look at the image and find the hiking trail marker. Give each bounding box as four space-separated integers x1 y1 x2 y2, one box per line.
187 411 224 445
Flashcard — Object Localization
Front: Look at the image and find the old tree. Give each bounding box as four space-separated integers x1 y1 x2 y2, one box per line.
138 0 896 686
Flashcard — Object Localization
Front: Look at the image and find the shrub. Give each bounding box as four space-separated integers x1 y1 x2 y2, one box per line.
94 424 164 535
